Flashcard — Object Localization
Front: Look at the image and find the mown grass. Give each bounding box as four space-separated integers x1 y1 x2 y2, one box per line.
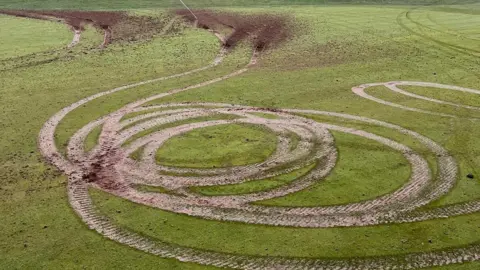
1 3 480 270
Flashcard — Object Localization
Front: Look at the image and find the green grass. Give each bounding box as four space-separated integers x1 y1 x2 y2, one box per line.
156 123 278 168
0 15 69 60
403 85 480 108
1 2 480 269
258 131 411 206
84 125 102 152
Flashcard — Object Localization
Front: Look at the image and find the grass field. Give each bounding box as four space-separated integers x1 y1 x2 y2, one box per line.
1 0 480 269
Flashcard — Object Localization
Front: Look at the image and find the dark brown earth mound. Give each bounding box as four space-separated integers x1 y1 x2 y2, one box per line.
175 9 291 50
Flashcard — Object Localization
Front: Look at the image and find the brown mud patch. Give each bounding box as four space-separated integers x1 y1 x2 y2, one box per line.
175 9 292 50
82 147 128 191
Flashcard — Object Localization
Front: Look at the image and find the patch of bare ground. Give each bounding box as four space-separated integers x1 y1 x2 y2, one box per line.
112 15 173 43
175 9 292 50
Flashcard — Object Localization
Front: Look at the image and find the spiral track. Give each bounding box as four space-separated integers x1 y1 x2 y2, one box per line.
39 31 480 269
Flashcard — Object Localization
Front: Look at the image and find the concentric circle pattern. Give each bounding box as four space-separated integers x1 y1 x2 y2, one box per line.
39 49 480 268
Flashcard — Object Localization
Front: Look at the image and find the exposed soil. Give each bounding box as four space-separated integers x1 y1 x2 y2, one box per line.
111 14 171 43
83 148 129 191
175 9 292 50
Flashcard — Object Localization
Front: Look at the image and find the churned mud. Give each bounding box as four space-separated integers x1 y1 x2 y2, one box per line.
175 9 291 50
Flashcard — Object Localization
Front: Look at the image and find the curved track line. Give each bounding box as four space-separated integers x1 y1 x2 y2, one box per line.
63 102 480 268
38 30 480 269
39 44 230 168
352 81 480 119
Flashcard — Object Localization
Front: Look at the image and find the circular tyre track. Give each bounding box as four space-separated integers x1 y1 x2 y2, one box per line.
353 81 480 118
39 41 480 268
